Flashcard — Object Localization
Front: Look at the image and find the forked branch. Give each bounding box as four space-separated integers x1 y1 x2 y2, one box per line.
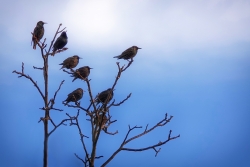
12 62 45 100
67 110 91 165
101 113 180 167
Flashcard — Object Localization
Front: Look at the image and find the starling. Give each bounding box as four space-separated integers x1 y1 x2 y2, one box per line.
113 46 141 60
71 66 92 82
95 88 114 105
63 88 83 105
59 55 81 70
32 21 46 50
52 31 68 55
94 113 108 129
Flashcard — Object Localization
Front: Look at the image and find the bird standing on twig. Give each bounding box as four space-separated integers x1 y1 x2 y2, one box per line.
113 46 141 60
52 31 68 56
71 66 92 82
95 88 114 105
32 21 46 50
63 88 83 105
59 55 81 69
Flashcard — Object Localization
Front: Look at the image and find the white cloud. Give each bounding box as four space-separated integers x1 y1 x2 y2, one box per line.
1 0 250 55
1 0 248 85
59 0 250 52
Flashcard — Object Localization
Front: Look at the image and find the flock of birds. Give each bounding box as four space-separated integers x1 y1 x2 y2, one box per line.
31 21 141 114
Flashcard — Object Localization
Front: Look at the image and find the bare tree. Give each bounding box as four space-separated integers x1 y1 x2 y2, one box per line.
13 23 180 167
13 24 70 167
63 56 180 167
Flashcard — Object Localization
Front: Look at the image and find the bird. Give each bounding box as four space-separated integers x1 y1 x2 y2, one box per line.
63 88 83 105
59 55 81 70
94 113 108 129
52 31 68 56
32 21 46 50
71 66 92 82
95 88 114 105
113 46 141 60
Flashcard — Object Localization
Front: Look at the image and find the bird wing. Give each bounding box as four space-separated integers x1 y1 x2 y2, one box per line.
121 48 134 59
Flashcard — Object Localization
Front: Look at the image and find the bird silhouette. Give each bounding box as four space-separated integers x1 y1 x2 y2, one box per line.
71 66 92 82
95 88 114 105
32 21 46 50
59 55 81 69
63 88 83 105
114 46 141 60
52 31 68 56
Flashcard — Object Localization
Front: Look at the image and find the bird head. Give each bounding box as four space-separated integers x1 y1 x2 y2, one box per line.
37 21 47 26
107 88 115 92
73 55 82 59
77 88 84 93
86 66 93 70
132 46 141 50
61 31 67 38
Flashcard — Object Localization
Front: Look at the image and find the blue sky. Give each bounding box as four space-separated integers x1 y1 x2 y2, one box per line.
1 0 250 167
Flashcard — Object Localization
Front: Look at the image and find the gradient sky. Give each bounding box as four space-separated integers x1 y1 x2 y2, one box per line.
1 0 250 167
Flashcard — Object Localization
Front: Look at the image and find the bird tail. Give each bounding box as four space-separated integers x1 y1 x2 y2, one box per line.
113 55 120 59
32 41 36 50
59 64 64 70
31 35 37 50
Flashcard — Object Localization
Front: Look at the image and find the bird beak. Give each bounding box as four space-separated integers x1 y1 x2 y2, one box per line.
138 47 142 49
79 57 82 59
89 67 93 69
43 22 47 24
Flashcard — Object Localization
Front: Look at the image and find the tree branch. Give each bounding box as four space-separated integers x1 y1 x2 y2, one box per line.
109 93 132 107
12 62 45 100
64 102 89 113
103 129 118 135
67 111 91 165
47 24 66 56
33 66 44 70
121 59 133 72
49 80 64 111
122 130 180 154
48 118 72 136
101 113 180 167
74 153 87 167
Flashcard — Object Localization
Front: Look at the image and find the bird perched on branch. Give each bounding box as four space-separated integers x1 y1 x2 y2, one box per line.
94 113 108 129
32 21 46 50
113 46 141 60
63 88 83 105
95 88 114 105
59 55 81 69
71 66 92 82
52 31 68 56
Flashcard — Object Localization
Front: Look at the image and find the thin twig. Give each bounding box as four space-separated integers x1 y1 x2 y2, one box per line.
33 66 44 70
68 110 91 165
13 62 45 100
109 93 132 107
101 113 180 167
48 118 72 136
103 129 118 135
49 80 64 111
74 153 86 166
121 130 180 153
